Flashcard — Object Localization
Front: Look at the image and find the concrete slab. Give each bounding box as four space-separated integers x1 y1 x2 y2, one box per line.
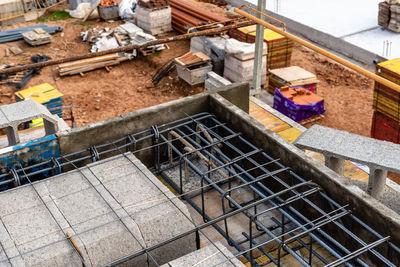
294 125 400 173
0 153 197 266
161 242 245 267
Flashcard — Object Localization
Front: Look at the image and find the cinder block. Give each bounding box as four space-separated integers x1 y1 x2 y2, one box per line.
136 6 172 35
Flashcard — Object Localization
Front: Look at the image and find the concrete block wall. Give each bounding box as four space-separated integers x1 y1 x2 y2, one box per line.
0 153 196 266
136 6 172 35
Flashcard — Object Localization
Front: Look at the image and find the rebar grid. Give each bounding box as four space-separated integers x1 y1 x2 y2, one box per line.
154 113 400 267
1 113 399 267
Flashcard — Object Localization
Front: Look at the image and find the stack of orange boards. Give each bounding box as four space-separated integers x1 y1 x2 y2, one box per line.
372 58 400 143
229 25 293 71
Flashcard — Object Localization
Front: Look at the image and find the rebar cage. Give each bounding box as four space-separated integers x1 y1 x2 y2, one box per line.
3 112 400 266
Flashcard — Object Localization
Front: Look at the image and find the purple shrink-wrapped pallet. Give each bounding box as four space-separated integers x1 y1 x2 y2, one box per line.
273 87 325 122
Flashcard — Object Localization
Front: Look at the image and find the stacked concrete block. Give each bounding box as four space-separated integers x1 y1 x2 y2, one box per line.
0 153 196 266
136 5 172 35
161 242 245 267
223 39 267 86
205 71 232 91
379 1 400 32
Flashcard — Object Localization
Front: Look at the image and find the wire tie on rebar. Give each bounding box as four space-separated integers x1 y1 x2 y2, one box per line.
10 168 21 187
127 134 137 151
51 157 61 174
88 145 100 161
151 125 160 142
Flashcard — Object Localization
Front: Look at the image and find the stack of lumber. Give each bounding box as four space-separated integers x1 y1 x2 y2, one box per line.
268 66 319 95
229 25 293 71
170 0 228 33
273 86 325 122
223 38 267 86
372 58 400 143
22 28 51 46
378 1 400 32
57 53 129 76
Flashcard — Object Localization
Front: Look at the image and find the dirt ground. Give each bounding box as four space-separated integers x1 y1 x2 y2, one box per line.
0 2 375 137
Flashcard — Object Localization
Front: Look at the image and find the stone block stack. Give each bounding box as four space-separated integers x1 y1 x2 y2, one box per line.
136 0 172 35
372 58 400 143
379 0 400 32
223 39 267 86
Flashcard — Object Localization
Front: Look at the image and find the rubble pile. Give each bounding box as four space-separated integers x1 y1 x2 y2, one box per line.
81 22 167 54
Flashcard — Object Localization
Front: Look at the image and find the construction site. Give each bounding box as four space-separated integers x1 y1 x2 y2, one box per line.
1 0 400 266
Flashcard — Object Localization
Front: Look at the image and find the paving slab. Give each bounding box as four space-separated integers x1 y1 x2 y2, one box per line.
0 152 197 266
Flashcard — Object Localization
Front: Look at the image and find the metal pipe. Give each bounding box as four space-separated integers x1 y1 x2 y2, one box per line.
234 7 400 93
0 20 254 75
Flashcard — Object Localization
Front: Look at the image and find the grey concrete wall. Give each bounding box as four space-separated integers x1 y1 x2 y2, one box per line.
57 83 249 166
226 0 386 67
209 94 400 258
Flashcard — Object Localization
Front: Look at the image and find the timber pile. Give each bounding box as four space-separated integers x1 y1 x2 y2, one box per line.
22 28 51 46
268 66 319 95
57 53 130 76
229 25 293 71
170 0 228 33
379 1 400 32
372 58 400 143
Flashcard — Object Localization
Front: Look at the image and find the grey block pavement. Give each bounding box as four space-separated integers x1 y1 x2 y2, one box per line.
0 153 196 266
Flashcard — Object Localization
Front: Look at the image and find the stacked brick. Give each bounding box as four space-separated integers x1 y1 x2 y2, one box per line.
136 0 172 35
229 25 293 71
378 0 400 32
371 58 400 143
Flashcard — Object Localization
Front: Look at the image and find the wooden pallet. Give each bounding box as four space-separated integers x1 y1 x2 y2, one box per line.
139 46 156 56
300 114 325 125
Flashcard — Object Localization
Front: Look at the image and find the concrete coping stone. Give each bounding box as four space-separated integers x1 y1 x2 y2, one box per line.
294 125 400 173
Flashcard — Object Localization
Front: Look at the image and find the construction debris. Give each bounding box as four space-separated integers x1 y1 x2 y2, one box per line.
223 38 267 86
175 51 212 85
0 20 254 75
379 1 400 32
268 66 319 95
372 58 400 142
9 46 24 56
22 28 52 46
2 55 51 89
57 53 131 76
82 22 166 55
152 57 177 85
0 25 62 44
273 86 326 122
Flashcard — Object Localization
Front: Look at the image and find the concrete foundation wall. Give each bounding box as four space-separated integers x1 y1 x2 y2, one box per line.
57 83 250 166
209 94 400 257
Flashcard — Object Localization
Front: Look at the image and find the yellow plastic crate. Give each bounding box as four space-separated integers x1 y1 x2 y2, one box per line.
15 83 63 104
